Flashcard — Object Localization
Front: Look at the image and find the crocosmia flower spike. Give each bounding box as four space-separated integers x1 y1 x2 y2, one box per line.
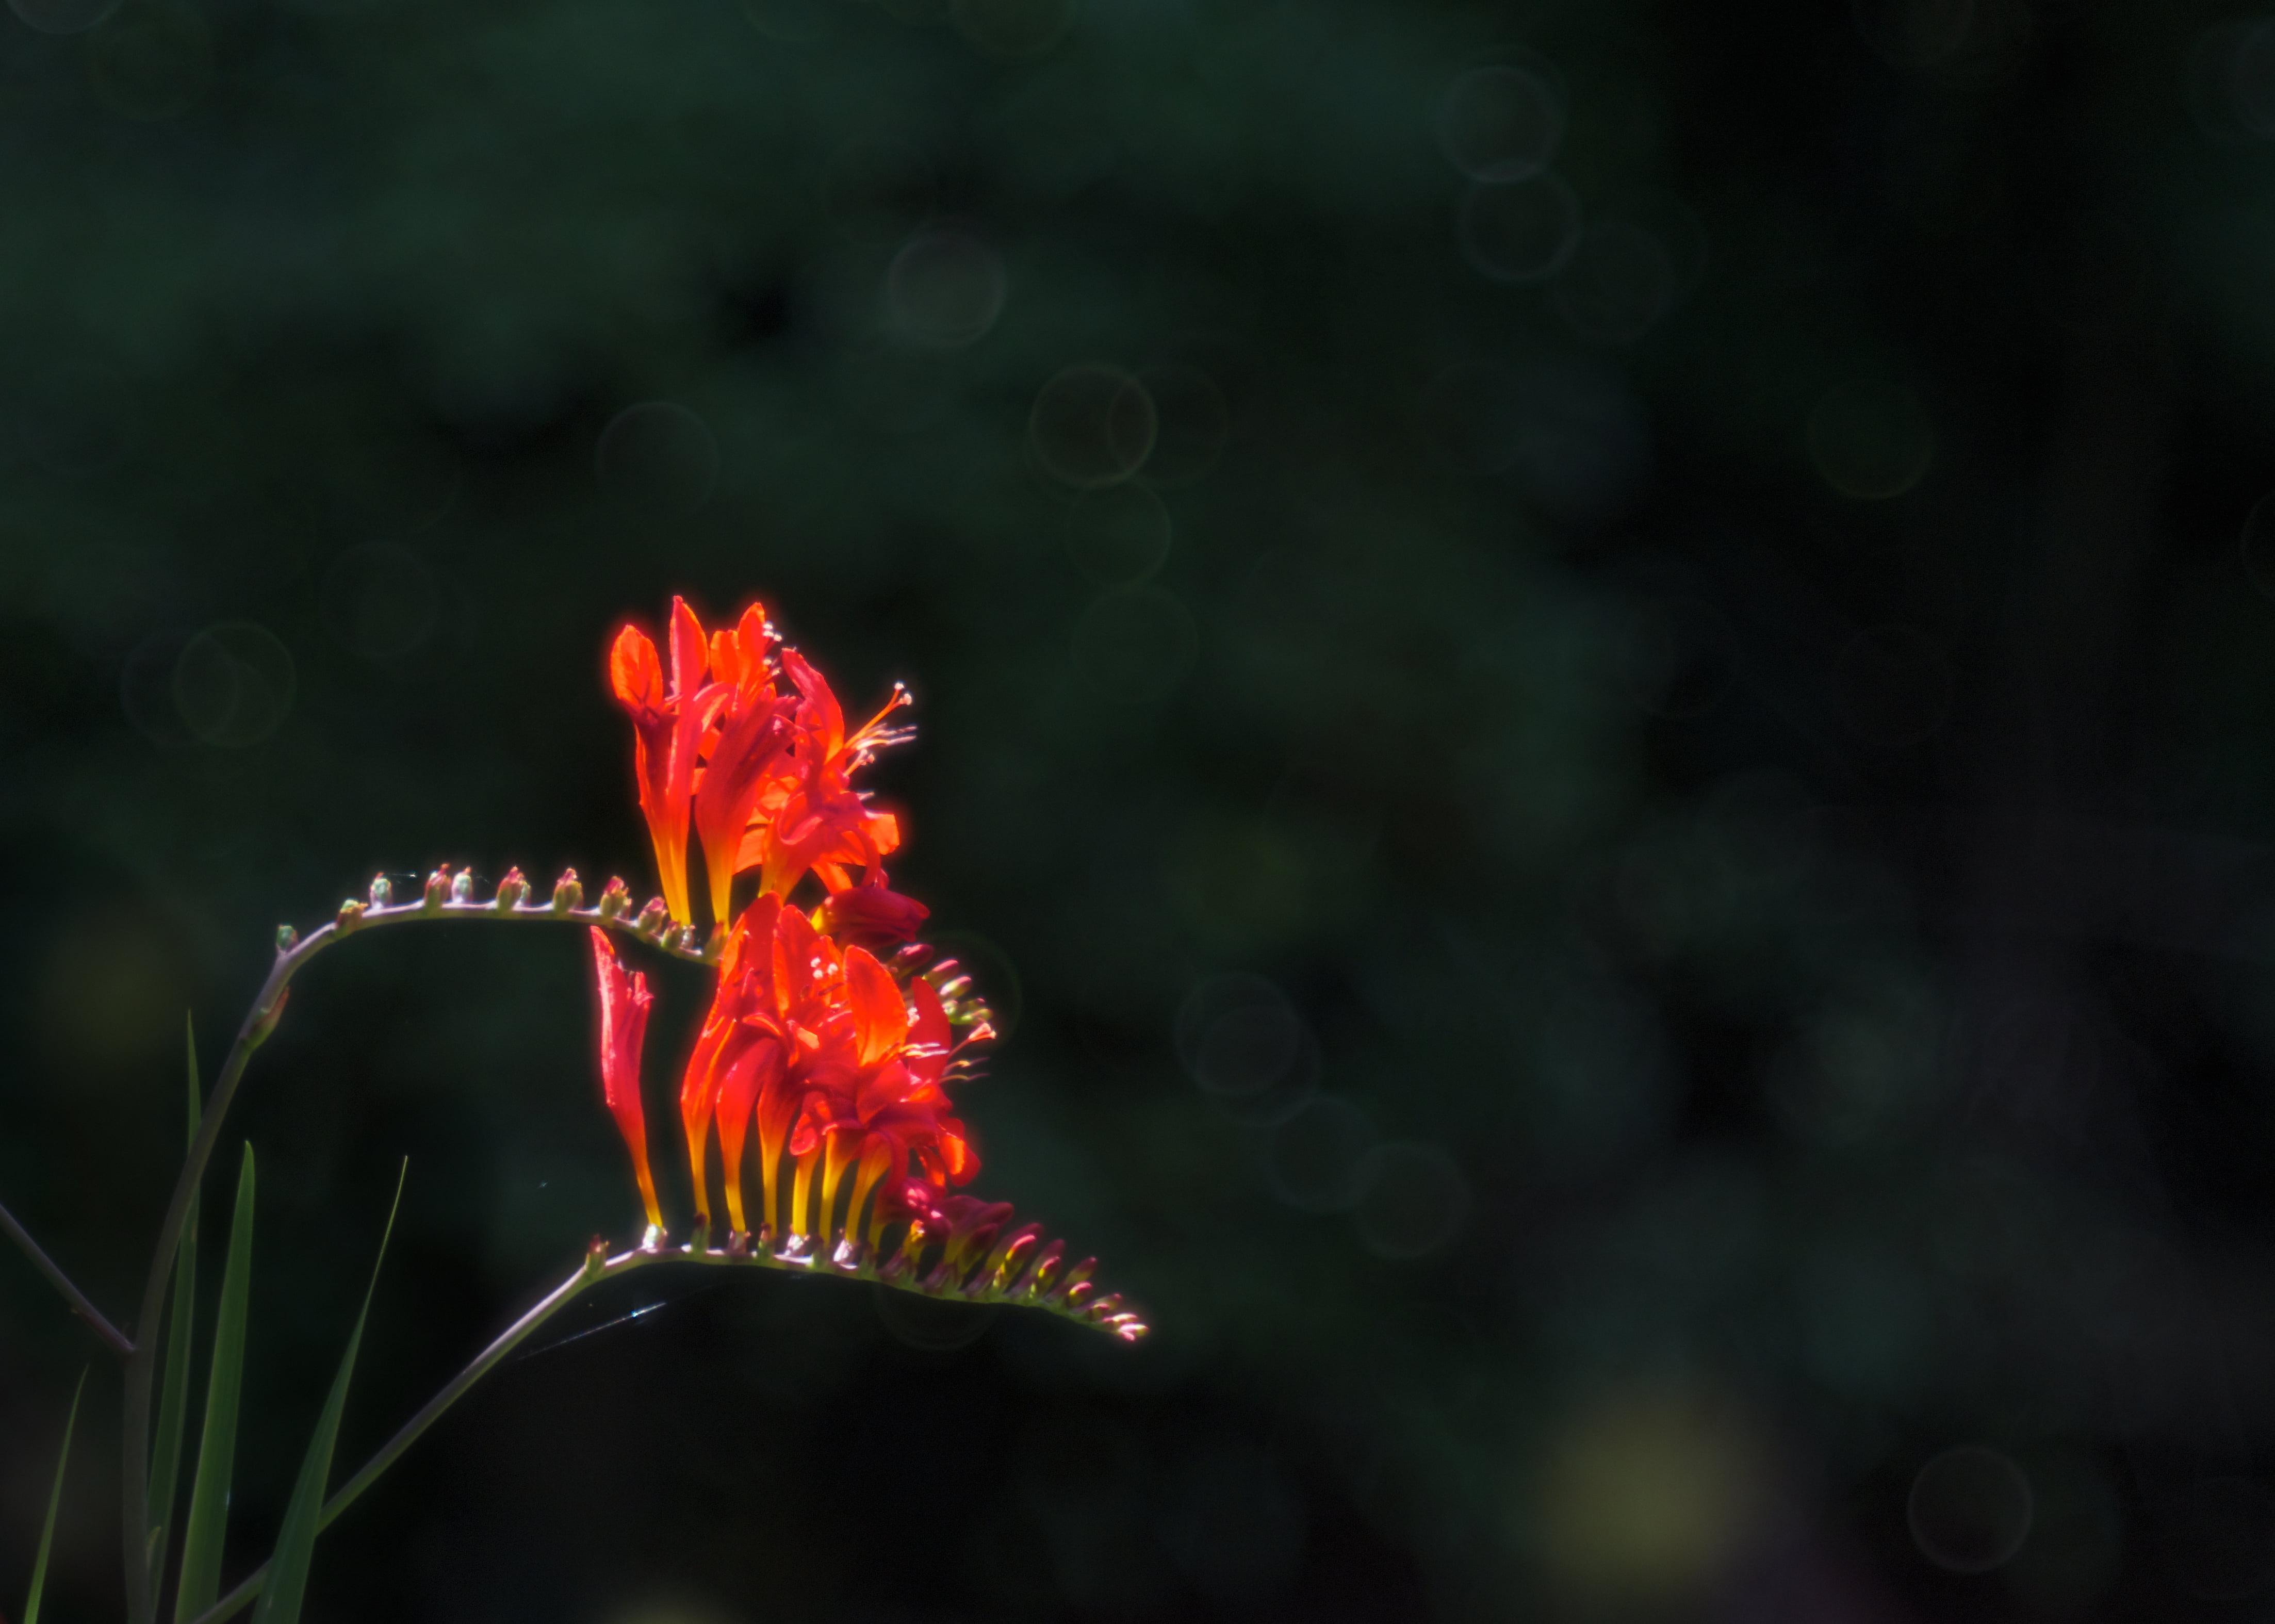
588 597 1147 1341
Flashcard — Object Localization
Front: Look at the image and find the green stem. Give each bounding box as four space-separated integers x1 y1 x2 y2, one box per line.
121 894 710 1624
0 1198 134 1357
170 1207 1135 1624
178 1247 639 1624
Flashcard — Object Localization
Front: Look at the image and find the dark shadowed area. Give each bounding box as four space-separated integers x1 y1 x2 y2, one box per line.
6 1 2275 1621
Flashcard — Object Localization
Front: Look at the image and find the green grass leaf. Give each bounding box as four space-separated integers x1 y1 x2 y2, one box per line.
175 1144 254 1623
22 1366 88 1624
148 1014 204 1593
252 1159 407 1624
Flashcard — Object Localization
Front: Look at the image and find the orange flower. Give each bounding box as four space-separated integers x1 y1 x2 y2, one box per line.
609 598 729 928
786 961 980 1246
736 647 911 901
588 598 1144 1340
588 928 663 1236
611 600 907 928
690 606 794 930
653 894 986 1251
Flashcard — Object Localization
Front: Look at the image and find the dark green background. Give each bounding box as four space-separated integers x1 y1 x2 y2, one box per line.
6 0 2275 1618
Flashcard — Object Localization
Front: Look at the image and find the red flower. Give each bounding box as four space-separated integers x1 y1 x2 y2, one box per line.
736 647 910 902
690 606 794 930
783 946 979 1251
609 599 729 929
587 597 1143 1340
653 894 985 1252
611 600 907 928
588 928 663 1236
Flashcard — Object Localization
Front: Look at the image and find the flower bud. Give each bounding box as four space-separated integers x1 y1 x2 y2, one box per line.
635 896 670 938
495 866 529 910
275 924 299 954
450 868 476 904
369 874 394 908
422 867 449 912
336 898 366 934
552 868 583 915
598 876 632 920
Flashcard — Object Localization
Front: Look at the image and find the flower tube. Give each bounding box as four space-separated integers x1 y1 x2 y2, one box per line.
589 928 663 1237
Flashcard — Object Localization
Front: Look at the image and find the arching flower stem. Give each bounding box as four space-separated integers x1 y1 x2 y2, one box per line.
175 1226 1141 1624
119 883 727 1624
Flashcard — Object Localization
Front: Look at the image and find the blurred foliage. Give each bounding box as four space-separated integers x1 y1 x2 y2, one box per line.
7 0 2275 1619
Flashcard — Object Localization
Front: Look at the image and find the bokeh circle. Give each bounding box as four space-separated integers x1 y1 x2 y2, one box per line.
596 401 719 516
1437 64 1564 182
1459 174 1581 284
1032 365 1157 488
884 229 1006 348
1067 484 1173 586
1909 1447 2033 1573
172 623 296 748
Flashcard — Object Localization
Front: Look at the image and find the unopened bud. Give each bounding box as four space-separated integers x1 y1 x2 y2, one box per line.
275 924 299 954
551 868 583 915
336 899 366 934
635 896 670 938
495 866 529 910
423 867 450 912
369 874 393 908
598 877 632 920
450 868 475 904
675 924 703 955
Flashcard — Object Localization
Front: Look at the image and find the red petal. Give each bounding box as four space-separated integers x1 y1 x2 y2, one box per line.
589 928 654 1171
720 892 781 983
667 597 710 702
843 944 908 1069
781 646 846 758
609 625 665 712
776 904 820 1009
902 982 950 1089
716 1036 782 1142
820 882 931 950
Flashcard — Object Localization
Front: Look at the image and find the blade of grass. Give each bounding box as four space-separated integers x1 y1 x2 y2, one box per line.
251 1160 407 1624
147 1016 204 1593
175 1146 254 1623
22 1367 89 1624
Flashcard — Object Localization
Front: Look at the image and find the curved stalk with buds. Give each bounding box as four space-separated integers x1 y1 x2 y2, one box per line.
2 594 1144 1624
